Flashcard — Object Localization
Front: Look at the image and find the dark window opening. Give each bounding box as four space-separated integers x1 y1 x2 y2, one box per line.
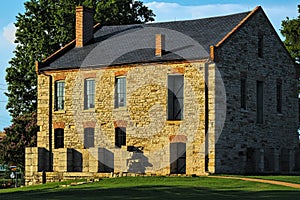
170 142 186 174
241 78 247 109
257 81 264 124
54 128 64 149
276 79 282 113
258 33 263 58
55 81 65 111
115 77 126 108
115 127 126 148
84 79 95 109
84 128 95 148
168 75 184 120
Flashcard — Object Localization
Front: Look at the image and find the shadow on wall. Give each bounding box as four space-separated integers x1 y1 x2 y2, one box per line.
127 146 153 174
98 148 114 173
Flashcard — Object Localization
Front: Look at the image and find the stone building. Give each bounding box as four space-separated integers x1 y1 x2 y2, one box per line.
25 6 299 185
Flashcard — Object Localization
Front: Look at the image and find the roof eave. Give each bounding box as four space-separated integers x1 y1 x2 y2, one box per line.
36 23 102 73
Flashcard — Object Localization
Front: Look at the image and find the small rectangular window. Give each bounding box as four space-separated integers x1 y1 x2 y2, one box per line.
257 81 264 124
168 75 184 120
276 79 282 113
115 77 126 108
55 81 65 111
241 77 247 109
54 128 64 149
115 127 126 148
84 128 94 148
258 33 263 58
84 79 95 109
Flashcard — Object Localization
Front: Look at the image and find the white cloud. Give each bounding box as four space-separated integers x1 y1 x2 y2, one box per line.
3 23 16 45
146 2 249 22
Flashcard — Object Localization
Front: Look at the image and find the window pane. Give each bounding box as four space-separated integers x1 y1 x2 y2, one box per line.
257 81 263 123
115 77 126 108
258 33 263 58
168 75 184 120
115 127 126 148
84 128 94 148
241 78 246 109
277 80 282 113
54 129 64 149
55 81 65 110
84 79 95 109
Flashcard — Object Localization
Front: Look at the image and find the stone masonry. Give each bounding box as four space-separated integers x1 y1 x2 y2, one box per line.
25 6 299 185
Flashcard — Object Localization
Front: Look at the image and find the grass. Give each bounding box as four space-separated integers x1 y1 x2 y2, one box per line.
0 176 299 200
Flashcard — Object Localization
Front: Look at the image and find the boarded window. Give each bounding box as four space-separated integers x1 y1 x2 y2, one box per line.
84 79 95 109
115 77 126 108
276 79 282 113
170 142 186 174
115 127 126 148
241 77 247 109
257 81 264 123
55 81 65 110
168 75 184 120
84 128 94 148
54 128 64 149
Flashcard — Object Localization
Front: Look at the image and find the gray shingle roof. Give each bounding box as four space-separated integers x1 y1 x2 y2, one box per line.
41 11 250 71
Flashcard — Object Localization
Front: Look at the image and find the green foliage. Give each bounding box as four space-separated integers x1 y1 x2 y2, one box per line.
0 112 38 171
281 5 300 63
95 0 155 25
4 0 155 170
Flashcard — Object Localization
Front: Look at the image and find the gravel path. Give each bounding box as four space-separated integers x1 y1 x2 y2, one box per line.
210 176 300 189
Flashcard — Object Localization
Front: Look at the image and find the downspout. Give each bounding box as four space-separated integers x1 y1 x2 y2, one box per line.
36 61 53 171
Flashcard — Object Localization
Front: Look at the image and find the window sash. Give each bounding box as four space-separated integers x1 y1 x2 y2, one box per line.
241 78 247 109
168 75 184 120
276 80 282 113
84 79 95 109
84 128 95 148
257 81 264 123
258 34 263 58
55 81 65 110
115 77 126 108
115 127 126 148
54 129 64 149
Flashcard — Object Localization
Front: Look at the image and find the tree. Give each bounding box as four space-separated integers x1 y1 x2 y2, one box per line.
281 4 300 64
4 0 155 170
0 112 37 171
95 0 155 25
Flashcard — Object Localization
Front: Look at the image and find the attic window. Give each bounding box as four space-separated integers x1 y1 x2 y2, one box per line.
258 33 263 58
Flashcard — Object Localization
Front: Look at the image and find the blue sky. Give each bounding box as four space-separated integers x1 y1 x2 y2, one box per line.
0 0 299 131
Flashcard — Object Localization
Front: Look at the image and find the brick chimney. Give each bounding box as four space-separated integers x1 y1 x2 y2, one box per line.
155 34 165 57
76 6 94 47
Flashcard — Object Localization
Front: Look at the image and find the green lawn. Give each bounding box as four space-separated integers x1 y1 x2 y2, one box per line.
0 176 299 200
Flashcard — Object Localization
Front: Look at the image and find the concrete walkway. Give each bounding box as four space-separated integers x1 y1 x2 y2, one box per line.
210 176 300 189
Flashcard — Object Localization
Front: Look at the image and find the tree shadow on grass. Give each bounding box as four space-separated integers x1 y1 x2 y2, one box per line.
1 185 300 200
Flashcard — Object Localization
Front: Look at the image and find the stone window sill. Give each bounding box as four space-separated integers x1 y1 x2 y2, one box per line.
54 110 66 114
240 108 249 113
166 120 182 125
114 106 127 111
82 109 95 113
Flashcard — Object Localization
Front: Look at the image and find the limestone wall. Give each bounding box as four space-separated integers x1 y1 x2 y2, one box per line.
34 61 208 181
214 8 299 173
